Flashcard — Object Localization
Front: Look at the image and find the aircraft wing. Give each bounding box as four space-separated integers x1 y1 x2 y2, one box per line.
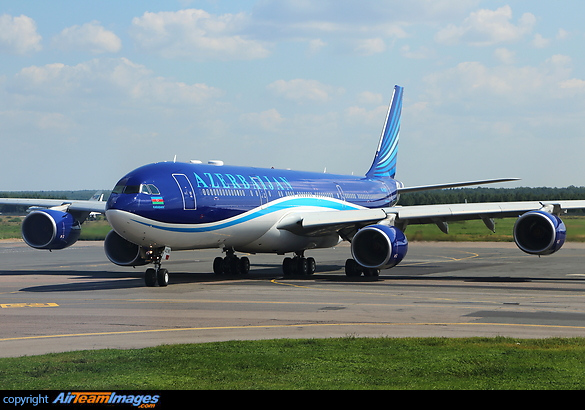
278 200 585 237
397 178 520 194
0 198 107 214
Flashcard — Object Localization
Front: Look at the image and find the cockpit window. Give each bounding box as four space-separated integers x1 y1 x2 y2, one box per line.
112 178 129 194
123 185 141 194
147 184 160 195
138 184 160 195
112 178 160 196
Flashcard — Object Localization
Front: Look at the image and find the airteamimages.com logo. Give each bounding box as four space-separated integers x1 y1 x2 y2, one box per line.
3 392 160 408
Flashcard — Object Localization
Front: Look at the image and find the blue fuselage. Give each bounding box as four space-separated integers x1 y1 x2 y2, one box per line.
107 161 400 224
105 161 400 253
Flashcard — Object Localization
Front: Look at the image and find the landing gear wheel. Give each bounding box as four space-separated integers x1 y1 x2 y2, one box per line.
213 257 224 274
238 257 250 275
282 254 317 276
145 268 157 287
307 257 316 275
143 246 172 287
213 250 251 275
345 259 363 277
157 268 169 287
297 257 308 275
283 257 294 276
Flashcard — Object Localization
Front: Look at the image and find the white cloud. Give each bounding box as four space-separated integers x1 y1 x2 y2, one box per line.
494 47 516 64
307 38 326 54
357 91 384 105
354 38 386 55
240 109 284 131
129 9 270 60
400 45 435 59
344 105 388 125
0 14 42 55
8 58 222 105
435 5 535 46
532 33 551 49
423 54 582 110
267 79 345 103
556 28 569 40
52 21 122 54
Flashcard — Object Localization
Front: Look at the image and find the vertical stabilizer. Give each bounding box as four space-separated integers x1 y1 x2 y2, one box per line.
365 85 403 179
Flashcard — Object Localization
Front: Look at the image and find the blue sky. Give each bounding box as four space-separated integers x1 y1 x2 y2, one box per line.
1 1 584 191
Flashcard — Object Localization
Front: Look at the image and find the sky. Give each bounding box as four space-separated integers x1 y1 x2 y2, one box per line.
1 0 585 191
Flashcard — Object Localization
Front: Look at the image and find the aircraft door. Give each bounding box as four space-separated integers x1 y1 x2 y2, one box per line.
250 176 268 206
172 174 197 210
335 184 347 210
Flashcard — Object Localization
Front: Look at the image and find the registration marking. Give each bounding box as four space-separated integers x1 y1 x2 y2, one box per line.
1 303 59 308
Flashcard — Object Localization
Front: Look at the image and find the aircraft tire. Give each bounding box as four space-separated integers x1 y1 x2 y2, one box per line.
297 258 309 275
282 257 293 276
238 257 250 274
157 268 169 287
307 257 316 275
213 257 224 274
345 259 362 277
145 268 157 287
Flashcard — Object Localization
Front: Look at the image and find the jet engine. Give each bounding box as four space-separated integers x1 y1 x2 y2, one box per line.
21 209 81 250
351 224 408 270
513 210 566 256
104 230 149 266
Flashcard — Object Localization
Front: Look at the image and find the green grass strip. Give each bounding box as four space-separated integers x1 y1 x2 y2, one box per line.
3 337 585 389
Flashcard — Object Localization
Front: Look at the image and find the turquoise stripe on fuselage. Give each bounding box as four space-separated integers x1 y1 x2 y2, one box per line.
107 161 400 226
131 196 363 233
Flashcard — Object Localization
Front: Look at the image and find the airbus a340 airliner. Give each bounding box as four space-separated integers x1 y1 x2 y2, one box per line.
3 85 585 287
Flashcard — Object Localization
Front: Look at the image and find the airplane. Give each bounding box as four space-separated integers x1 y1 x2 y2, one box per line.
2 85 585 287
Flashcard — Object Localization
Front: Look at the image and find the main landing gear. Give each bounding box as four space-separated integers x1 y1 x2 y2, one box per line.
282 251 316 276
344 258 380 277
213 249 250 275
144 247 171 287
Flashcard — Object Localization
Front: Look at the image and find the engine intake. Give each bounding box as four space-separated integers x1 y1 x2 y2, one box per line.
513 210 566 255
104 230 149 266
21 209 81 250
351 224 408 269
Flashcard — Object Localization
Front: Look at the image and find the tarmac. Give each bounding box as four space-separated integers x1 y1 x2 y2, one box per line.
2 239 585 357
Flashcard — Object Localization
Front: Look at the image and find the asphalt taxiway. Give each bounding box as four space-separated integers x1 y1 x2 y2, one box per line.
2 240 585 357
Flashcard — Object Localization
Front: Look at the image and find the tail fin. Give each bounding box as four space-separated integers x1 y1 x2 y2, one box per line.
365 85 403 179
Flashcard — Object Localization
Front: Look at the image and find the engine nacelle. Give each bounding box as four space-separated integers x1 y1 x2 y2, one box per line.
21 209 81 250
513 210 566 256
351 224 408 269
104 230 150 267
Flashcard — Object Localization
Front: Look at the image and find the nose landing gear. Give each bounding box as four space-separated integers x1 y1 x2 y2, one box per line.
144 246 171 287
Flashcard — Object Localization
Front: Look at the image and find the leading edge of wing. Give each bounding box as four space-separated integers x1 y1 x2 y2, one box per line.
278 200 585 236
0 198 107 214
397 178 520 194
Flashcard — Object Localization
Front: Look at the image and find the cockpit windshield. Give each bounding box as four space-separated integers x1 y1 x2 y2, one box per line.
112 178 160 196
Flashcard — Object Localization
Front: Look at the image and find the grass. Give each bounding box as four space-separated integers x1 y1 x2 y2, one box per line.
2 337 585 389
1 216 585 242
406 215 585 242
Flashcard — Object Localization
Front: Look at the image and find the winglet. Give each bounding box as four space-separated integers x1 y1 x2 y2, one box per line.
366 85 403 179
